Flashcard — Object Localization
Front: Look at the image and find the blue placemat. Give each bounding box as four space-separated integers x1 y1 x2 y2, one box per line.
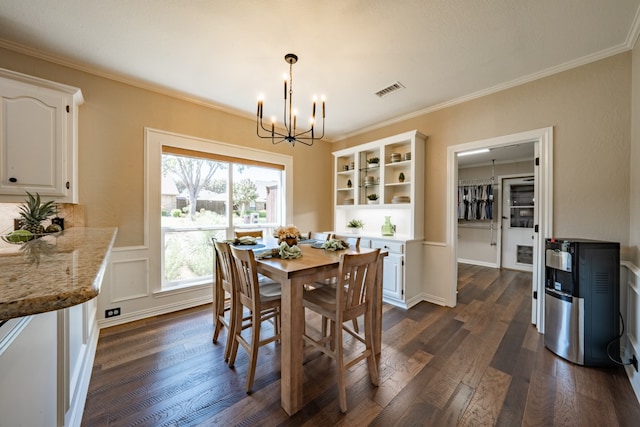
231 243 266 250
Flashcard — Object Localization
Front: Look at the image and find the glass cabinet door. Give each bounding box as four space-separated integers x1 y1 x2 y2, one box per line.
509 184 534 228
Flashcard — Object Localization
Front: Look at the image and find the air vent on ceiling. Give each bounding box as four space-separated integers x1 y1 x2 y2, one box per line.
375 81 405 98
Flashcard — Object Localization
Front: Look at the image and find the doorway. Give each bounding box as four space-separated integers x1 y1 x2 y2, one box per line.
447 127 553 333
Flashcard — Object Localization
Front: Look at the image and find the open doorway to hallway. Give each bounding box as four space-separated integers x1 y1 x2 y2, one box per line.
447 127 553 333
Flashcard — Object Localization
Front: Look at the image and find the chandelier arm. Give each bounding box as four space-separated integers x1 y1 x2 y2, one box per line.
257 117 287 139
292 118 324 141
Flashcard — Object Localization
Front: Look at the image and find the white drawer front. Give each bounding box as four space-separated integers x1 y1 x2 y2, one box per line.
371 240 404 254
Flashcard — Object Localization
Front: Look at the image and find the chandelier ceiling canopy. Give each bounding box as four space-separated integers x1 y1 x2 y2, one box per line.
256 53 325 147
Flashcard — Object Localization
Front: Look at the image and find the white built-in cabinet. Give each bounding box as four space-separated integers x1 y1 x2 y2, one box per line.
333 130 426 308
0 68 83 203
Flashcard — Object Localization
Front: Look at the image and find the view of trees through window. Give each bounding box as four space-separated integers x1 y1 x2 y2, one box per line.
161 151 282 288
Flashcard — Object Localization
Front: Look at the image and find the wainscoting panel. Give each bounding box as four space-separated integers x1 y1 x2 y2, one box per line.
97 246 212 328
110 255 150 302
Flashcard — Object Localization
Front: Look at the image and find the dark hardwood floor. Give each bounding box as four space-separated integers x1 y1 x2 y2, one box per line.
81 264 640 426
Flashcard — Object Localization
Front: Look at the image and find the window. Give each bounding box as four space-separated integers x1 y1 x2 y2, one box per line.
146 128 293 294
161 150 284 289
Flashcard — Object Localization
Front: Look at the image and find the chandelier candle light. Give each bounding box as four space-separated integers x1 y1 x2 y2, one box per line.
256 53 325 146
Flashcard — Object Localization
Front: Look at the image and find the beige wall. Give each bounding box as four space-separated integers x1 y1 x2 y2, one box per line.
0 47 633 255
631 40 640 266
336 53 632 253
0 47 334 247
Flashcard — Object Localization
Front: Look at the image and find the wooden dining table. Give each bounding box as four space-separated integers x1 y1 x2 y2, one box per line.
255 240 384 416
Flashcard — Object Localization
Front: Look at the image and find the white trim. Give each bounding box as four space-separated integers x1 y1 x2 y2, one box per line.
457 259 499 269
144 128 294 294
0 317 31 356
97 295 212 329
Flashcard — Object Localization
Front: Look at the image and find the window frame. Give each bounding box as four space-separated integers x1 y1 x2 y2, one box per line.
145 128 293 295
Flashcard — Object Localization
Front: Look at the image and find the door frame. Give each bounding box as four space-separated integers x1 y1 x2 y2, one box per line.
447 127 553 333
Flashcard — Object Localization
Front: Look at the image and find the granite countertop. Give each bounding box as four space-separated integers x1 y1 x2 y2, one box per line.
0 227 118 320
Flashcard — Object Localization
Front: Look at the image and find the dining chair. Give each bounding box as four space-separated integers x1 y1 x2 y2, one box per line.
228 245 282 393
235 230 263 239
331 234 360 249
312 234 362 333
302 249 381 412
212 240 236 362
308 231 330 242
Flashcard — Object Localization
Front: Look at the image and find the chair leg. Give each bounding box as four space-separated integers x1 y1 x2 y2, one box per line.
245 310 261 393
364 312 379 386
321 315 328 337
212 317 222 344
227 302 243 369
212 290 224 344
335 319 348 413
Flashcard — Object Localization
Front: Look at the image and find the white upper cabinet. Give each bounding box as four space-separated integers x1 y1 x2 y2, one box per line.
0 68 83 203
332 130 426 240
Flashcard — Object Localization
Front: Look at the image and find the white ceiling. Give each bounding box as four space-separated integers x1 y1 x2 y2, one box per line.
1 1 639 141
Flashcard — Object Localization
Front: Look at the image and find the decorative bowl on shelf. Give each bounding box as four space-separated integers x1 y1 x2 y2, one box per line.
391 195 411 204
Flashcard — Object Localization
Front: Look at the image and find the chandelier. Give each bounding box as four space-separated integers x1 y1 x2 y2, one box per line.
256 53 325 146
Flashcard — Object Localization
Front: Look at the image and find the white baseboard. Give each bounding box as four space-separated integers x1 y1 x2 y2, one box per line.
457 258 499 268
98 295 212 329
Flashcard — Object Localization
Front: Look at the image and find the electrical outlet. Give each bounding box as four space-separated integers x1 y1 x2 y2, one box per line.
105 308 121 318
632 354 638 372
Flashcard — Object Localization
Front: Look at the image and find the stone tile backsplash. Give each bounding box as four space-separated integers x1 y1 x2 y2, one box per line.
0 203 85 235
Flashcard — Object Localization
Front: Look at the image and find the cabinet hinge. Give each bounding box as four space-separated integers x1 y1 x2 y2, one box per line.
535 157 540 166
66 181 70 189
66 105 70 113
533 290 538 300
534 224 539 233
402 259 405 266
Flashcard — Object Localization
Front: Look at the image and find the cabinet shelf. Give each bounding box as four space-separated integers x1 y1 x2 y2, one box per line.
385 182 411 187
385 160 411 167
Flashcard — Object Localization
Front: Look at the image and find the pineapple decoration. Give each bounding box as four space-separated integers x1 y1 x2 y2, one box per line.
18 192 57 237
